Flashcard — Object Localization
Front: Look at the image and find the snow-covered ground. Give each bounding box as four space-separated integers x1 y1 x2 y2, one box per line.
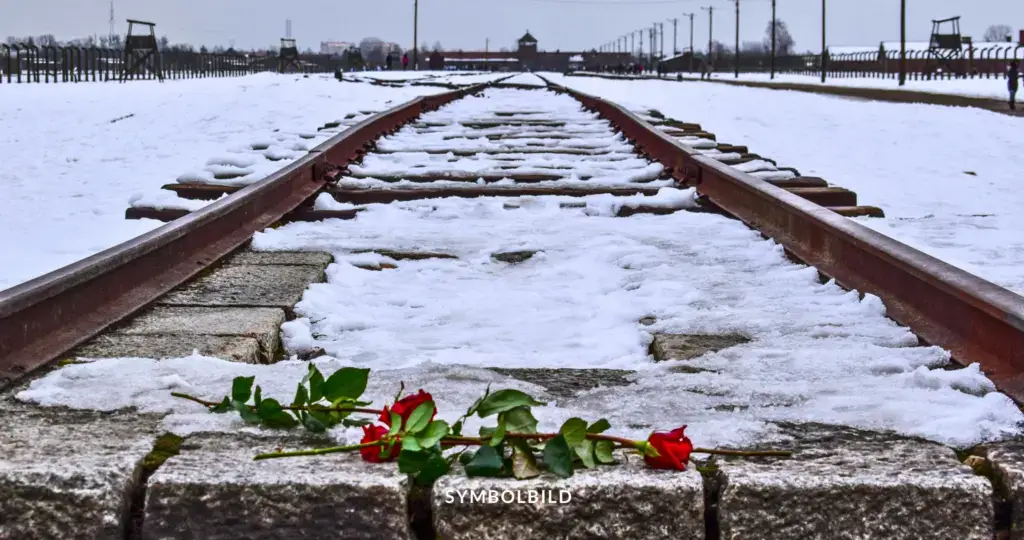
18 86 1023 452
672 71 1021 101
0 72 446 292
547 73 1024 296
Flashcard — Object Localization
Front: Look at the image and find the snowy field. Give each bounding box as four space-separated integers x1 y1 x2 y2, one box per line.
0 73 447 291
19 85 1023 452
547 73 1024 296
674 71 1021 101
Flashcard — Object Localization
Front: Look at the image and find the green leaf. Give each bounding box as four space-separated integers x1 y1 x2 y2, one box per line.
402 436 422 452
398 449 432 474
451 420 464 436
476 389 545 418
490 415 507 446
257 399 297 429
542 434 574 478
502 406 538 434
292 383 308 408
511 440 541 479
405 401 435 434
301 412 328 432
418 420 450 448
387 412 402 436
416 451 451 485
310 410 336 429
586 418 611 434
232 376 255 403
322 367 370 402
253 385 263 408
479 426 496 437
309 367 325 403
341 417 372 427
210 396 232 413
576 439 596 468
559 417 588 448
231 399 260 424
465 445 505 477
459 449 476 465
595 440 616 464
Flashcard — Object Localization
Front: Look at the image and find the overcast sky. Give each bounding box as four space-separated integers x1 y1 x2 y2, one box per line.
4 0 1022 53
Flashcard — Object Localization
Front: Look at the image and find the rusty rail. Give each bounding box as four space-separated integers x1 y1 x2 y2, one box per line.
543 77 1024 402
0 83 489 387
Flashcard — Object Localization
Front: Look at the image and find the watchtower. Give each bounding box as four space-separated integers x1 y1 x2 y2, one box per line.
517 31 539 71
279 38 301 73
120 19 163 82
925 16 964 74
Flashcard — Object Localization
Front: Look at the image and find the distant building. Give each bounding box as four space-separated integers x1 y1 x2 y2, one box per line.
320 41 356 56
438 31 629 71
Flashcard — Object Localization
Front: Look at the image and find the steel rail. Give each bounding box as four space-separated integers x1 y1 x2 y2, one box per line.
544 77 1024 402
0 82 490 387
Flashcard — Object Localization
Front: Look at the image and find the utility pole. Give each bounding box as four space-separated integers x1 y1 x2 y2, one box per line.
770 0 776 79
729 0 740 78
413 0 419 70
702 6 715 69
668 18 679 55
632 31 636 60
820 0 826 83
899 0 906 85
683 12 695 72
108 0 115 43
659 22 665 60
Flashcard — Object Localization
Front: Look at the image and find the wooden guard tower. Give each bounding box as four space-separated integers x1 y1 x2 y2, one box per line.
925 17 964 74
279 38 301 73
120 19 163 82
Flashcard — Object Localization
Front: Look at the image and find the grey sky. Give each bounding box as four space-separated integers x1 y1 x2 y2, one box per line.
3 0 1022 54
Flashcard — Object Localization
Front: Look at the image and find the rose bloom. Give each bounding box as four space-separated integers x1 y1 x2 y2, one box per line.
643 426 694 471
379 389 435 429
360 424 398 463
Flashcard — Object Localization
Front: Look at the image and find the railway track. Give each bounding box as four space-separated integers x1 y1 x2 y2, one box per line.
3 75 1024 539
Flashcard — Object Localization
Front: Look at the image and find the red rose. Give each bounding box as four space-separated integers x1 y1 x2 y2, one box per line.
643 426 694 471
379 389 435 429
360 424 397 463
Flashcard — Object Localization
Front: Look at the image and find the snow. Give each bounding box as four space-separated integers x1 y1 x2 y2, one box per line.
619 71 1021 101
16 84 1024 451
546 73 1024 296
503 73 547 86
0 72 447 292
19 195 1022 448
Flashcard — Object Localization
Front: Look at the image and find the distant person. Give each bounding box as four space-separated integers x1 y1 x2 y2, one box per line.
1009 60 1020 111
402 53 409 70
385 53 393 71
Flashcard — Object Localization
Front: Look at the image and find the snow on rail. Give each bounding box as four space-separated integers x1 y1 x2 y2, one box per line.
17 85 1023 451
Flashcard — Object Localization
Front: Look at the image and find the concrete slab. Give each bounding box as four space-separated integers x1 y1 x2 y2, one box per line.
984 441 1024 539
144 433 413 540
717 422 993 540
488 367 634 399
223 249 334 267
0 402 157 540
71 334 265 363
649 333 751 362
112 306 285 363
432 457 705 539
156 264 325 310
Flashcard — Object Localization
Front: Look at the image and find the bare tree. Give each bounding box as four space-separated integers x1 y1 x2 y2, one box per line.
360 37 385 65
983 24 1013 42
158 36 170 50
432 41 443 53
763 19 795 56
